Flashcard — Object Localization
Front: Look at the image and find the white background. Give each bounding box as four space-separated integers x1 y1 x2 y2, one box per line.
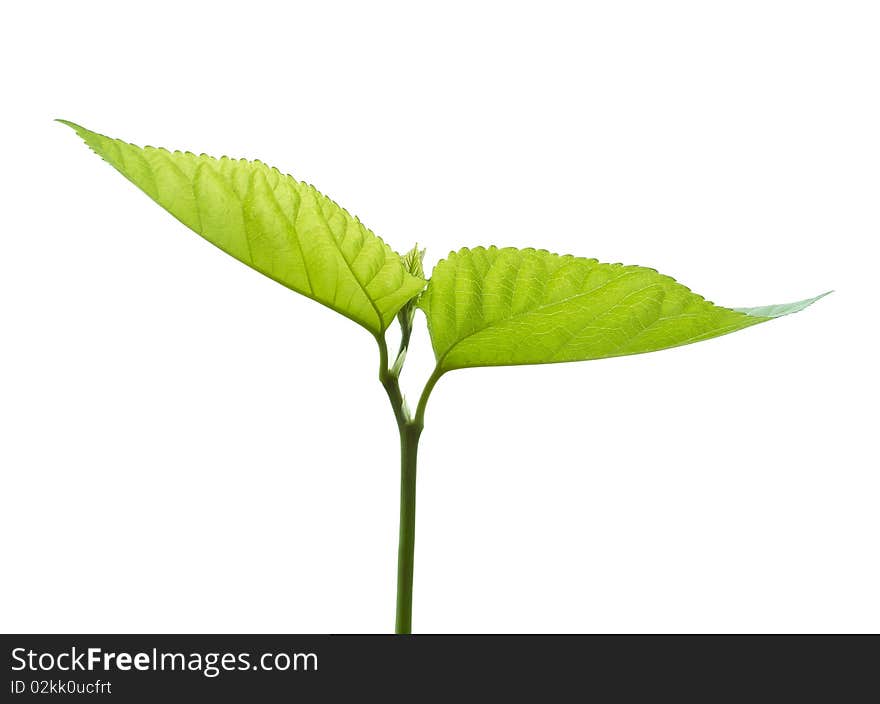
1 1 877 634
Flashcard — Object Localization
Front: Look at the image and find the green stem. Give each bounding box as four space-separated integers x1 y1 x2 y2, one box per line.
395 421 421 634
375 333 440 634
414 367 443 429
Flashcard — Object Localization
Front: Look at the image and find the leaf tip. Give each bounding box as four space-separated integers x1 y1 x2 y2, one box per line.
735 290 832 319
55 118 82 131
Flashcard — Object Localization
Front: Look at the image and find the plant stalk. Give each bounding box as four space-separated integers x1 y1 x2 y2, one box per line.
376 330 438 634
395 421 421 634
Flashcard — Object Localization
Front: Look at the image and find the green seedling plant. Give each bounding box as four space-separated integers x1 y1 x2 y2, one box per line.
61 121 827 634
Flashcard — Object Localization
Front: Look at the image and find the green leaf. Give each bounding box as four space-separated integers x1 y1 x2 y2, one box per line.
401 243 427 279
419 246 828 372
60 120 426 334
